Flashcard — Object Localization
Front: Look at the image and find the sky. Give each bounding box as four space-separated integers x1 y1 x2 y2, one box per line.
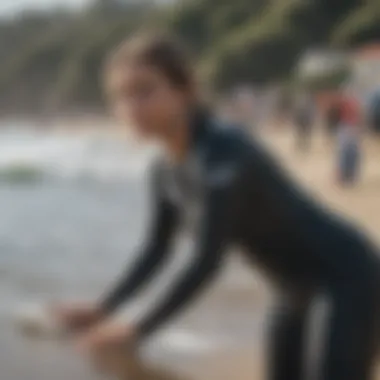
0 0 172 16
0 0 91 15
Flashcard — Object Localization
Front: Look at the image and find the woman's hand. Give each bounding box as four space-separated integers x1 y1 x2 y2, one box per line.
51 302 104 332
76 320 137 354
75 321 140 376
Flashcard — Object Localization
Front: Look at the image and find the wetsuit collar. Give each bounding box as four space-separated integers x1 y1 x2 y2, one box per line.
189 106 210 150
163 106 210 168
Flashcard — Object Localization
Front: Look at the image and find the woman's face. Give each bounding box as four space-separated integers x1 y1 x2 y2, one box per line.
107 63 190 140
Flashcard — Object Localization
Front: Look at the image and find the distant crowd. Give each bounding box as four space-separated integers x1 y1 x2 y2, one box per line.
222 86 380 188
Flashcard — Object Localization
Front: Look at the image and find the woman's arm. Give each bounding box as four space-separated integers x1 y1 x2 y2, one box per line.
135 182 231 339
100 165 180 314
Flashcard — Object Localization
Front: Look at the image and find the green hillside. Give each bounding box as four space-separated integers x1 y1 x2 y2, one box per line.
0 0 378 115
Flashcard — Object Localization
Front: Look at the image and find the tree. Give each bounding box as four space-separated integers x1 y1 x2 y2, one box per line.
331 1 380 46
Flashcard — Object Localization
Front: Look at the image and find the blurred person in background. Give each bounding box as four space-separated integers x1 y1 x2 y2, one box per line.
273 89 293 129
293 91 316 154
336 88 363 187
53 33 380 380
367 88 380 135
324 93 342 140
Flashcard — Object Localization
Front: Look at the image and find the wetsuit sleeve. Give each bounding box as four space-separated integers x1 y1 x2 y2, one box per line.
100 165 179 314
136 181 231 339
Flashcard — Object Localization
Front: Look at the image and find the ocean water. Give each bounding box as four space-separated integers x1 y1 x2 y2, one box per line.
0 125 263 379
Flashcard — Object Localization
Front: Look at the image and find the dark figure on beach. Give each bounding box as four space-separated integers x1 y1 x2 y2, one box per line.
274 91 292 128
336 93 362 187
55 34 380 380
368 90 380 135
325 100 341 138
294 93 315 153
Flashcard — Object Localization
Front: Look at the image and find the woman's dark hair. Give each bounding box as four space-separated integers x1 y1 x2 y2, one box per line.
105 32 194 91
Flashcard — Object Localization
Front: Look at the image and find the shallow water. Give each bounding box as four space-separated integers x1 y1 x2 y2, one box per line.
0 126 262 379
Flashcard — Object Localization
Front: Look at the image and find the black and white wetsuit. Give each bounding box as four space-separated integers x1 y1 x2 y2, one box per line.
101 112 380 380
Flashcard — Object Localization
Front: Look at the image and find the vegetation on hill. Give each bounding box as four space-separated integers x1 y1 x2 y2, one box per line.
0 0 378 115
